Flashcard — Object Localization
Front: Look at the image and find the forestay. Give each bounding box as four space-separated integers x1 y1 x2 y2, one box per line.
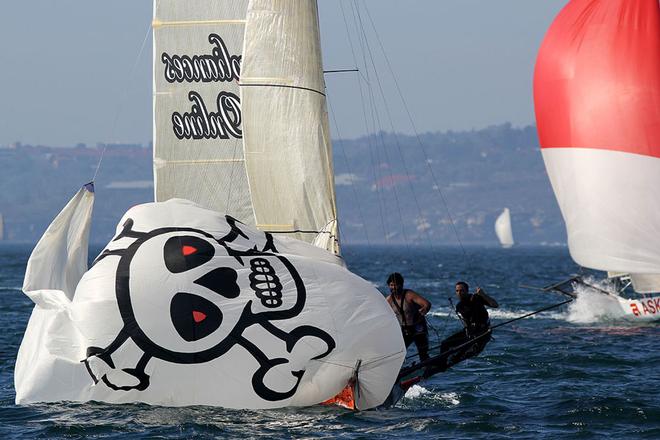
534 0 660 289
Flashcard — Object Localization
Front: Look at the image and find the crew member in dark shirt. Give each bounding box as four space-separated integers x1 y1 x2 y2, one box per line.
433 281 499 373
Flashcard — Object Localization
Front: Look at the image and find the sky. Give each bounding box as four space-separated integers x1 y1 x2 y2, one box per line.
0 0 567 147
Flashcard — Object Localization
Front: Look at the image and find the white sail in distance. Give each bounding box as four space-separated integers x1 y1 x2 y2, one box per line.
495 208 514 248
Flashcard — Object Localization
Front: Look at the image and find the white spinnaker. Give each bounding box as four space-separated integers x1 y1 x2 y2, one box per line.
241 0 339 254
15 198 404 409
153 0 255 224
543 148 660 278
494 208 514 248
16 185 94 403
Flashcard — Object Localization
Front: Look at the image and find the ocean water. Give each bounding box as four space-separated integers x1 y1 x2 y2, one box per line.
0 243 658 439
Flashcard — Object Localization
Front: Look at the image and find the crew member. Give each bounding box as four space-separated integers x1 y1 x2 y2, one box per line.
436 281 499 372
385 272 432 361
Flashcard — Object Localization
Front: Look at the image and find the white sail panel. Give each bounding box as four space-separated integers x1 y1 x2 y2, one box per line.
494 208 514 248
15 199 404 409
630 274 660 294
16 185 94 402
153 0 255 224
543 148 660 274
241 0 339 252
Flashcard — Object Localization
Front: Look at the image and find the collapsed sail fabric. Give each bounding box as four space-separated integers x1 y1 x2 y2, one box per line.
494 208 514 248
16 197 404 409
153 0 255 224
534 0 660 275
241 1 340 253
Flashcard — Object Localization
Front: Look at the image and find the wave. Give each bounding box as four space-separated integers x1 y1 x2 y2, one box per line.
546 276 659 324
428 308 556 321
403 385 461 406
562 279 630 324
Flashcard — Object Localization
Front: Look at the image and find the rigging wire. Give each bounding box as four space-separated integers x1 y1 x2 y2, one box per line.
339 0 391 243
354 1 437 253
404 298 574 364
353 1 413 247
92 23 152 183
361 3 475 270
336 1 522 360
327 95 372 245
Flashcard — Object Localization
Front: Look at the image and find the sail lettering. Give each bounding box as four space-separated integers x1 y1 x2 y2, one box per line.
161 34 241 83
172 91 242 140
163 33 243 140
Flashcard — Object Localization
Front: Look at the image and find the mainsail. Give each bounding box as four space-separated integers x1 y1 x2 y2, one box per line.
153 0 339 254
242 1 339 253
534 0 660 290
494 208 514 248
153 0 253 224
15 0 405 410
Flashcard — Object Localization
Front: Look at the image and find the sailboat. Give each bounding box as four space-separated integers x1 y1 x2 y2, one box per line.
494 208 514 248
534 0 660 321
15 1 406 409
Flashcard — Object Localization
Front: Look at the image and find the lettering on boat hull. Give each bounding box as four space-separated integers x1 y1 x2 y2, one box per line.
629 297 660 317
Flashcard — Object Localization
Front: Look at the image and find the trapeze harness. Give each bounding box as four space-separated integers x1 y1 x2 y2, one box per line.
391 290 428 338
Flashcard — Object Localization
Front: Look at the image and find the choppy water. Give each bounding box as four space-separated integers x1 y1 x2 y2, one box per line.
1 244 658 439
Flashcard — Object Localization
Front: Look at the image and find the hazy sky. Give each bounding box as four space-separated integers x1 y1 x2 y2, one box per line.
0 0 567 147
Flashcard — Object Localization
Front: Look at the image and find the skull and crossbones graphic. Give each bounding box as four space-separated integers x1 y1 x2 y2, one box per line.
82 215 336 402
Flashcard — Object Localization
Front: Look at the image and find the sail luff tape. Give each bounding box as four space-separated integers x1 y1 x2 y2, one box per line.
152 19 246 28
240 77 294 86
256 224 295 229
157 159 245 164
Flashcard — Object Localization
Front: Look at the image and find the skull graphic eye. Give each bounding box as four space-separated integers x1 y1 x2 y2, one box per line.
195 268 240 298
170 292 223 342
164 236 215 273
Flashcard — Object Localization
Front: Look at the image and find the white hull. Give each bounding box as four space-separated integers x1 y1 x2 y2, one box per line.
614 295 660 321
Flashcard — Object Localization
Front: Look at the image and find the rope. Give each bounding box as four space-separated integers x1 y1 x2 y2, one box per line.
92 23 152 183
339 0 390 243
353 2 412 247
404 298 573 363
327 95 372 245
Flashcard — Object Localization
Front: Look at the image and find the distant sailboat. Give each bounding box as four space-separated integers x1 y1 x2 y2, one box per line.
534 0 660 320
15 1 405 409
494 208 514 248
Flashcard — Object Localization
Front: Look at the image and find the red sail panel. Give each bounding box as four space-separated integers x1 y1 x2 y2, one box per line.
534 0 660 157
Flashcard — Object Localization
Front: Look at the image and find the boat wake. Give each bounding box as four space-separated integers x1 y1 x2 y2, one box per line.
402 385 460 406
429 308 552 321
559 278 631 324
